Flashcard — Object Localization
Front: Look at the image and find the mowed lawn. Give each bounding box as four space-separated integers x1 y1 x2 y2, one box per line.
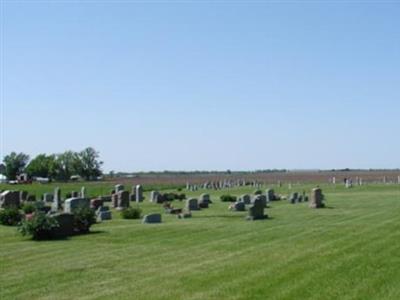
1 184 400 300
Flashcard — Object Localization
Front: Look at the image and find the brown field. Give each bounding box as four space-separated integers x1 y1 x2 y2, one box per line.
107 170 400 186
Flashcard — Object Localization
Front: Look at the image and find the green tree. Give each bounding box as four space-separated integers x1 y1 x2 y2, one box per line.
26 154 57 178
2 152 30 180
54 151 77 181
75 147 103 180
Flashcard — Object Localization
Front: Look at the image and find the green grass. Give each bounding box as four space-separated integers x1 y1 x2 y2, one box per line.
0 181 183 200
1 184 400 299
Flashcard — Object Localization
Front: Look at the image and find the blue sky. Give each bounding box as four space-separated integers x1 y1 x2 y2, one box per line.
1 1 399 172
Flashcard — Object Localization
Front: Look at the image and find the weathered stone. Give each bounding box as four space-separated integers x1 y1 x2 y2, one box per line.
90 198 103 210
247 197 267 220
135 185 143 202
231 201 245 211
309 188 325 208
19 190 29 202
0 191 20 208
117 191 130 209
266 189 276 202
52 213 75 238
96 207 112 221
150 191 160 203
239 194 251 204
289 192 298 204
43 193 54 203
252 195 267 207
51 187 62 212
186 198 199 211
64 197 90 213
115 184 124 193
80 186 86 198
199 194 212 205
142 213 162 224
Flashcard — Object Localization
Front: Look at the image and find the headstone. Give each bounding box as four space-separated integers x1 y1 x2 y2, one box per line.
150 191 160 203
266 189 275 202
252 195 267 207
117 191 130 210
309 188 325 208
289 192 298 204
111 193 119 208
231 201 245 211
43 193 54 203
246 197 267 220
90 198 103 210
142 213 162 224
186 198 199 211
80 186 86 198
64 197 90 213
71 191 79 197
135 185 143 202
177 212 192 219
19 190 29 202
115 184 124 193
239 194 251 204
51 187 62 212
199 193 211 208
52 213 75 238
96 206 112 221
0 191 20 208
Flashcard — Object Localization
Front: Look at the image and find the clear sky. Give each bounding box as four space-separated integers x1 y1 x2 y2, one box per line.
1 1 399 172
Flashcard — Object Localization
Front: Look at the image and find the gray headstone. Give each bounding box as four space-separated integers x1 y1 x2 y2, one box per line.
309 188 325 208
246 197 266 220
252 195 267 207
186 198 199 211
266 189 275 202
232 201 245 211
115 184 124 193
117 191 130 209
199 193 211 208
0 191 20 208
150 191 160 203
64 197 90 213
51 187 62 212
80 186 86 198
142 213 162 224
239 194 251 204
43 193 54 203
135 185 143 202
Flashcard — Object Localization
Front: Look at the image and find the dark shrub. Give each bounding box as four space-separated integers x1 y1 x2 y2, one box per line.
220 195 237 202
18 212 59 240
121 207 142 219
177 188 182 192
0 208 22 226
254 190 262 195
72 206 96 234
22 203 36 214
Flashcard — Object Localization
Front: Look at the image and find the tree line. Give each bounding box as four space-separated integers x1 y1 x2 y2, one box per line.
0 147 103 181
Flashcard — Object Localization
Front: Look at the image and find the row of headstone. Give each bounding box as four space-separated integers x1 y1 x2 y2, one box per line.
186 179 265 191
288 192 309 204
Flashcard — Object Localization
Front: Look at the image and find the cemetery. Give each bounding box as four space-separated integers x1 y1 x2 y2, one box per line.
1 179 399 299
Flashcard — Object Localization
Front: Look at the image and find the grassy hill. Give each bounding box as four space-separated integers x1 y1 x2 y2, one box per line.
1 184 400 299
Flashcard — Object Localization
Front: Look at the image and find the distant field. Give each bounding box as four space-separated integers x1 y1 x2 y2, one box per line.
1 184 400 299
